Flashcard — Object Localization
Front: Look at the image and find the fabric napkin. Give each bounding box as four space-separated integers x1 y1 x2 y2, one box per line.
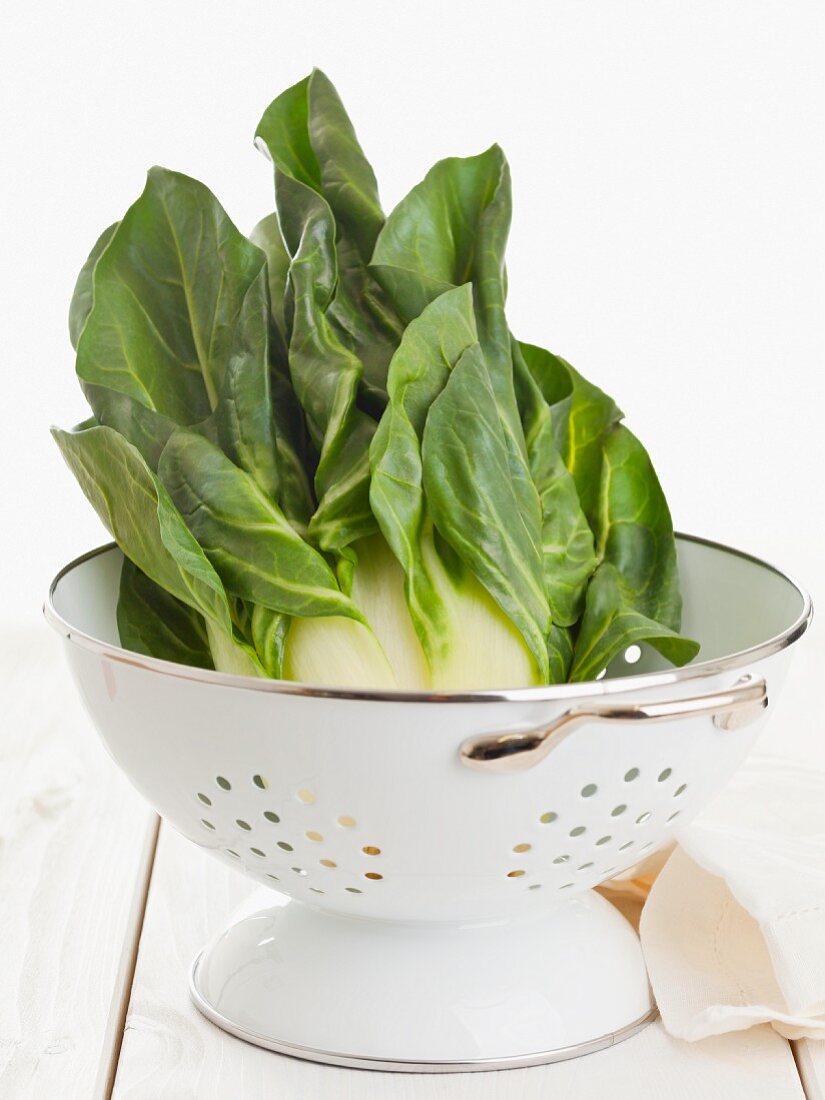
601 754 825 1041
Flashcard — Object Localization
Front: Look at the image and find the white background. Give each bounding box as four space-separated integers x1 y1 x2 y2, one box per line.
1 0 822 635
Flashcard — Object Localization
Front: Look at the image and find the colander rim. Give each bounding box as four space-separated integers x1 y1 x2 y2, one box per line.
44 532 812 704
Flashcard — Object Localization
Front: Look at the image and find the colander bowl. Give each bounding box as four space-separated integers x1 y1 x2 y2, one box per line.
46 534 811 1071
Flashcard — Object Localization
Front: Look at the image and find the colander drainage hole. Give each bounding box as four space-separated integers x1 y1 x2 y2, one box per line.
640 842 654 852
236 819 251 831
578 862 594 871
580 784 598 798
507 870 526 878
635 812 652 825
346 887 362 894
559 883 574 890
596 835 611 846
338 815 357 828
306 831 323 842
250 848 266 858
266 873 279 881
225 849 240 858
658 768 672 782
611 804 627 817
674 784 687 797
552 855 570 864
619 840 635 851
569 826 586 837
296 788 316 804
216 776 231 791
264 811 281 824
624 768 640 782
253 774 269 790
292 867 307 875
197 793 212 806
362 846 381 856
364 872 383 881
320 859 337 868
528 884 542 891
201 819 215 831
539 811 558 824
513 843 531 853
667 811 681 823
277 841 293 852
310 887 324 894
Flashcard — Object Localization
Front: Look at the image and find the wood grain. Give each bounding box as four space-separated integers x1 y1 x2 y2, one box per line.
0 629 157 1100
114 823 806 1100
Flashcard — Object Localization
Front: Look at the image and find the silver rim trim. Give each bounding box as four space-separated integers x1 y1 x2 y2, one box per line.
44 532 813 704
188 950 658 1072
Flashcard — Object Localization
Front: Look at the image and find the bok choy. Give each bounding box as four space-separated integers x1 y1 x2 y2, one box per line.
54 69 699 689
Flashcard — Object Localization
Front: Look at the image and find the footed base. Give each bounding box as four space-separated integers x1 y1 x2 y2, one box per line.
190 889 655 1072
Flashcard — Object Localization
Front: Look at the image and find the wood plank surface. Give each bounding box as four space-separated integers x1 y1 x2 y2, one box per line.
113 823 806 1100
0 629 157 1100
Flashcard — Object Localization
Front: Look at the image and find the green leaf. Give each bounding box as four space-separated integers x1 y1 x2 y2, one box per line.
371 146 517 417
250 604 290 678
248 213 316 527
117 558 214 669
256 70 402 401
57 73 696 692
76 167 278 498
547 624 574 683
68 222 118 349
81 384 176 471
519 342 622 522
157 428 366 621
513 341 597 629
370 287 477 665
422 344 550 680
51 423 262 675
372 148 540 588
571 562 698 681
269 365 316 530
249 212 290 350
277 172 378 553
570 425 700 680
371 148 509 323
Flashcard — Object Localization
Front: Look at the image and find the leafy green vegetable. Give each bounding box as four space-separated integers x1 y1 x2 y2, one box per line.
52 423 263 676
117 559 214 669
248 215 316 530
371 148 546 635
369 287 477 666
256 69 403 406
570 425 700 680
69 222 118 350
54 70 698 688
513 341 597 629
369 286 543 686
275 172 378 555
422 343 549 680
75 167 279 500
157 428 365 622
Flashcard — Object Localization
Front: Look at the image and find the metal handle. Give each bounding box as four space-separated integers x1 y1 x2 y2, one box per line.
459 675 768 774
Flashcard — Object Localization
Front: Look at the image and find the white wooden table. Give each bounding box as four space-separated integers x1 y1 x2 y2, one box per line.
2 625 823 1100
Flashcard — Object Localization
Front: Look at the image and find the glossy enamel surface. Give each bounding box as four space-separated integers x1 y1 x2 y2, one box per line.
46 533 810 1068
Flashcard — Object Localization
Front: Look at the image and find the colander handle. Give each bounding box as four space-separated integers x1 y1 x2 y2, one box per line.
459 674 768 773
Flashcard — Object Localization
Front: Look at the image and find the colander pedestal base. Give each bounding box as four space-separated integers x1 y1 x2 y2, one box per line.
190 887 655 1072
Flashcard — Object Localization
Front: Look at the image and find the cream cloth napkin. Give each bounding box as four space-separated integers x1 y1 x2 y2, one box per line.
602 754 825 1041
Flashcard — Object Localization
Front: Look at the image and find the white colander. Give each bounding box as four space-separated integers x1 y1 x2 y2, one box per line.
46 534 811 1072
